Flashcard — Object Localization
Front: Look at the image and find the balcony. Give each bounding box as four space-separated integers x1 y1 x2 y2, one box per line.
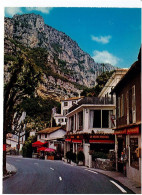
68 96 114 113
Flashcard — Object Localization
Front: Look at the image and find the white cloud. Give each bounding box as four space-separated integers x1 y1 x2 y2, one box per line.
91 35 111 44
5 8 23 17
92 50 120 66
5 7 52 17
26 7 52 14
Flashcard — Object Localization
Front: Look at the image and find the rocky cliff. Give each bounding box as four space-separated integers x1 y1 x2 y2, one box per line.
4 13 116 100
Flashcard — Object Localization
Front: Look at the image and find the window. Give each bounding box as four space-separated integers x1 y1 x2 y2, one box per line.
132 86 136 123
118 97 120 118
45 134 47 138
63 109 68 116
130 138 139 169
93 110 101 128
72 101 76 105
78 111 83 130
70 116 74 131
102 110 109 128
127 85 136 124
118 94 124 118
90 110 112 128
120 94 124 117
39 134 41 139
64 102 68 107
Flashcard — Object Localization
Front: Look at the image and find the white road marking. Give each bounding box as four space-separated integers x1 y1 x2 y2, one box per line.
59 177 62 181
50 167 54 171
16 160 21 162
110 180 127 193
85 169 98 174
34 163 39 165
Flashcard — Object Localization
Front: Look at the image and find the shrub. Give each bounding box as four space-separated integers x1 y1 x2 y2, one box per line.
72 153 76 163
22 136 36 158
77 151 85 162
66 151 73 162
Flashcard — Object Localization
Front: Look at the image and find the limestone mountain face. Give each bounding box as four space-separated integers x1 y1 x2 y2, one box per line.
4 13 116 99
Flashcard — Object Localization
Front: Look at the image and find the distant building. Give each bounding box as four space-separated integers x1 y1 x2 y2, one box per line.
6 132 25 152
53 96 83 126
37 126 66 155
111 49 141 185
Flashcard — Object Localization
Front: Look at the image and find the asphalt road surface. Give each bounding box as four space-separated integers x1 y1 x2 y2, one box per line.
3 156 134 194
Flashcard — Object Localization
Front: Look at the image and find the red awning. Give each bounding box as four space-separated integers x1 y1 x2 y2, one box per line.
65 139 71 142
45 148 55 152
114 129 127 135
37 147 47 152
72 139 82 143
32 141 44 147
89 140 114 144
127 126 139 134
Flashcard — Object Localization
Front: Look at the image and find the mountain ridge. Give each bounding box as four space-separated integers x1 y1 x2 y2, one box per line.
4 13 116 100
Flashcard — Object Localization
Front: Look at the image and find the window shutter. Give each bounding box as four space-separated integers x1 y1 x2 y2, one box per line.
126 91 129 124
132 85 136 123
118 97 120 118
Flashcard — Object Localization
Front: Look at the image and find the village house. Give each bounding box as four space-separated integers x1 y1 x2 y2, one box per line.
37 126 66 157
111 49 141 185
64 96 116 167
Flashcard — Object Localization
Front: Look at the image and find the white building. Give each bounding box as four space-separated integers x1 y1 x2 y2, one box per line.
37 126 66 154
6 132 25 152
98 69 128 101
64 97 116 167
53 96 83 126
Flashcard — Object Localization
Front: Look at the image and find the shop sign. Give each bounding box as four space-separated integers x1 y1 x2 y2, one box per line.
114 129 127 134
127 127 139 134
90 135 109 139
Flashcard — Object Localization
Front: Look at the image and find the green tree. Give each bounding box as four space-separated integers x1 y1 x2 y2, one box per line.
22 136 37 158
4 52 41 174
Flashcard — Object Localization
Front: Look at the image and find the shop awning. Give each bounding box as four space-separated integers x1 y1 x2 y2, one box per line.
45 148 55 152
32 141 44 147
127 126 139 134
65 139 71 142
72 139 82 143
89 140 115 144
114 129 127 135
37 147 47 151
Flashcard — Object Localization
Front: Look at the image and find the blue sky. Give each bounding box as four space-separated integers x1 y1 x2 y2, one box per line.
5 7 141 68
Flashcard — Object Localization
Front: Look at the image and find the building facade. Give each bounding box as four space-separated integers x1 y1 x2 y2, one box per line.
53 96 83 126
37 126 66 155
111 49 141 184
64 97 115 167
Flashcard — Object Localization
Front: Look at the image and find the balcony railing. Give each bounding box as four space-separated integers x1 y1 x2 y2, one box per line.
68 96 114 113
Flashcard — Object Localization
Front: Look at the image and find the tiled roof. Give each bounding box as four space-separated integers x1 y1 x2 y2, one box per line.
61 96 84 101
37 126 66 134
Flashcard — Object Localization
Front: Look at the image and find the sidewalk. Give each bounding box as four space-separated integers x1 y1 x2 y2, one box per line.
90 168 141 194
3 163 17 180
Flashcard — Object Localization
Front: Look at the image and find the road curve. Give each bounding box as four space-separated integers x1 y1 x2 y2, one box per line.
3 156 134 194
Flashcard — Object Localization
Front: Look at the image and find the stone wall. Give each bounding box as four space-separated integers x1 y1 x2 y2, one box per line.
92 158 115 171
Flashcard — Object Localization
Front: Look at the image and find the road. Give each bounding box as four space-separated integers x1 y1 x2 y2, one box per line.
3 156 134 194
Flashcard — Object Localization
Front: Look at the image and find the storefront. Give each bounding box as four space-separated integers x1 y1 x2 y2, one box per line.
65 133 115 167
115 125 141 184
